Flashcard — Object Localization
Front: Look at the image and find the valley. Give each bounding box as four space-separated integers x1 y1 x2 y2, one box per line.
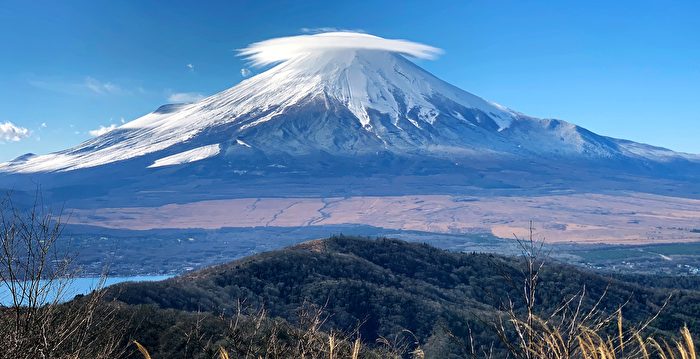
68 192 700 244
60 223 700 278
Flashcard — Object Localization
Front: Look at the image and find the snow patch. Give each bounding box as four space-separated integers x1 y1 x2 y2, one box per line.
148 144 221 168
236 139 252 148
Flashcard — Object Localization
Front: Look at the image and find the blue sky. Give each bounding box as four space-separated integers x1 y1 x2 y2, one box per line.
1 0 698 161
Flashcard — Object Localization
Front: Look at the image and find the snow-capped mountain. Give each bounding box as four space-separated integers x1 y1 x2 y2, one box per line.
1 32 698 197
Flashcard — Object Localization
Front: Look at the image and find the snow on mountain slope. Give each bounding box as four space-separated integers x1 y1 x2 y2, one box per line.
0 32 696 175
148 144 221 168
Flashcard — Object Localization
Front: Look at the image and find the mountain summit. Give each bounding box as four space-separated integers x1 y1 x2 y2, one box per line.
1 32 698 200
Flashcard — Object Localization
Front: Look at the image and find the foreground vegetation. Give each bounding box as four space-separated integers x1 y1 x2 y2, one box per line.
106 236 699 356
132 321 697 359
1 195 697 358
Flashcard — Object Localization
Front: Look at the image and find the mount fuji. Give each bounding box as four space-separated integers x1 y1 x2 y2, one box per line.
1 32 699 208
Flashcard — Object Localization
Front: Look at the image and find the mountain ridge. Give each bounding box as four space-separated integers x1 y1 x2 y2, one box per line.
2 43 697 174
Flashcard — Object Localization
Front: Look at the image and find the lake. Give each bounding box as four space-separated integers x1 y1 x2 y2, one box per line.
0 275 172 306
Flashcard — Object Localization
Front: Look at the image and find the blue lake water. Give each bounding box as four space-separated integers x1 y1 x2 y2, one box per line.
0 275 172 306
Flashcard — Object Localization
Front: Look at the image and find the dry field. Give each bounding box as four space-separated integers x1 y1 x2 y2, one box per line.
70 192 700 244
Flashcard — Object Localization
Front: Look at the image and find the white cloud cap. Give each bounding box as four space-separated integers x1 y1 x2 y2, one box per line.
0 121 31 142
239 31 443 67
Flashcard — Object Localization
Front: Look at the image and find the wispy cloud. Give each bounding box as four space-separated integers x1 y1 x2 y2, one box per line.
28 76 130 96
300 27 365 34
240 68 252 77
239 31 443 66
84 77 124 95
186 63 195 71
27 78 81 95
40 122 47 128
168 92 205 103
88 124 117 137
0 121 31 142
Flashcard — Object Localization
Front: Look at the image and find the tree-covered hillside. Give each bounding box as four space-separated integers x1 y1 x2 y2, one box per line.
106 236 700 357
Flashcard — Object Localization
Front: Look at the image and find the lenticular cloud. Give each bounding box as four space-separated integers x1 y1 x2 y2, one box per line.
239 32 443 66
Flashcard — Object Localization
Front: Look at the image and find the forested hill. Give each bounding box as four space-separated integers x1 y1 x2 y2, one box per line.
106 236 700 357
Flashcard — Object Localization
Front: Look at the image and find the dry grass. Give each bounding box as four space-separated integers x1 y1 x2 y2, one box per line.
131 322 696 359
501 312 696 359
133 341 152 359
